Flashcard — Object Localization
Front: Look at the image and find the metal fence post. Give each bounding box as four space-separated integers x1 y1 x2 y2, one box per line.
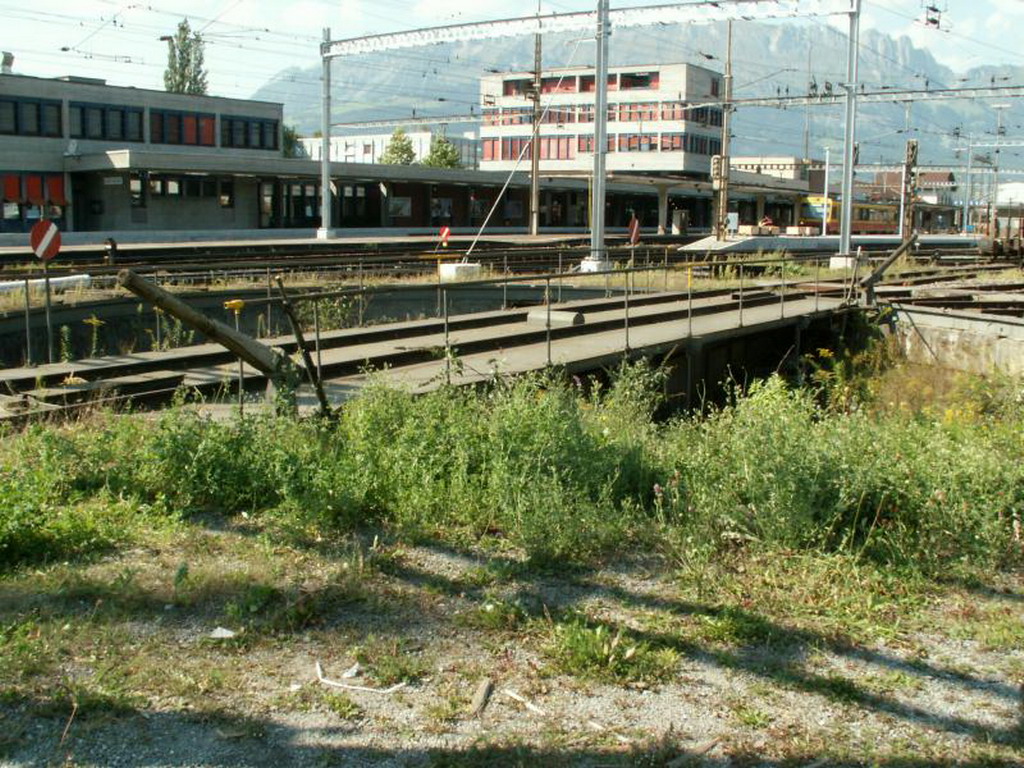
664 247 669 292
687 265 693 337
503 254 508 310
815 258 821 312
624 269 630 354
265 267 272 337
23 278 32 366
237 309 244 413
780 253 786 319
557 251 563 302
738 261 744 328
43 261 53 364
546 275 552 367
443 288 450 385
154 307 162 350
358 258 365 326
313 299 322 380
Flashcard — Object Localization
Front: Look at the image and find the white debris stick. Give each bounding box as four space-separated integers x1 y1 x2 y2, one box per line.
501 688 548 716
315 661 407 694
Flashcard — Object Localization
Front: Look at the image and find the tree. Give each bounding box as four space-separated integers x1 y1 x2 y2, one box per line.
163 19 208 95
421 135 462 169
379 128 416 165
282 125 304 158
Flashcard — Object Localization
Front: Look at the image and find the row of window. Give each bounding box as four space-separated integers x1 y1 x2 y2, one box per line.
0 98 62 137
129 172 235 208
221 117 279 150
483 102 723 127
1 172 67 205
150 111 217 146
482 133 722 161
69 103 144 142
500 71 666 96
1 96 278 150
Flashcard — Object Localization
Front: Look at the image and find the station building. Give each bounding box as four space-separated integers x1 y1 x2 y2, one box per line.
1 62 819 239
1 71 283 233
479 63 724 177
0 68 692 237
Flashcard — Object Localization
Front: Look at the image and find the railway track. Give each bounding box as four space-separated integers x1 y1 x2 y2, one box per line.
0 283 837 423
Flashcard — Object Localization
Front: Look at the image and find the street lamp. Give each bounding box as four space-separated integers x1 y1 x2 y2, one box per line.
992 104 1011 237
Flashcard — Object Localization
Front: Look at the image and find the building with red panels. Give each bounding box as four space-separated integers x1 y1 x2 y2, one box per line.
479 63 724 177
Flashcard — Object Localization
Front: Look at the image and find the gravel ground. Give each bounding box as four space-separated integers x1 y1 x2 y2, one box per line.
2 544 1021 767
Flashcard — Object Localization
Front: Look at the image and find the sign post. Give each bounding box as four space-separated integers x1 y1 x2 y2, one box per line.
29 220 61 364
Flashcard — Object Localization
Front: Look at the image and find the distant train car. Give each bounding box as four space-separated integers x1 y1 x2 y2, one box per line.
798 196 899 235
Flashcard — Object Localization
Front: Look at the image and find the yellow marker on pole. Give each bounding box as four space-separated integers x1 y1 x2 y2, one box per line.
223 299 246 413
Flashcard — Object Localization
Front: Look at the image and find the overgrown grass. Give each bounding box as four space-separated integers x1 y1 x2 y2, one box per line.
1 358 1022 579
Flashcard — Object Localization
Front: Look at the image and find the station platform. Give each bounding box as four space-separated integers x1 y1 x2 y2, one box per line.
681 233 984 254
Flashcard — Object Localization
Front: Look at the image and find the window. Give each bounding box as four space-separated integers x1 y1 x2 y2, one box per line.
183 114 197 145
198 115 215 145
129 172 146 208
185 178 201 197
106 108 123 140
220 116 277 149
502 79 530 97
579 74 617 93
85 107 103 138
500 136 532 161
0 101 15 134
149 111 163 143
151 110 216 146
69 102 141 142
219 180 234 208
541 76 576 94
68 106 82 137
660 102 687 121
617 134 657 152
126 111 142 141
248 121 262 149
710 78 721 97
19 102 39 135
661 133 684 151
0 98 61 136
165 114 181 144
620 71 659 90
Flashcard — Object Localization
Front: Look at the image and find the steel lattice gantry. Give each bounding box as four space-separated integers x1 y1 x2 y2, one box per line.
317 0 861 258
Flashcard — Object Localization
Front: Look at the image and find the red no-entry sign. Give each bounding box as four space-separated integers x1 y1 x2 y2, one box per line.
439 225 451 247
30 220 61 262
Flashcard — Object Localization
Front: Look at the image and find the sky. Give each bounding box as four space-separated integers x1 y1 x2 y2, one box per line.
2 0 1022 101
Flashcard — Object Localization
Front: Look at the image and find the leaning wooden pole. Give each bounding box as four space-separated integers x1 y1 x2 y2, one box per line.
117 269 292 381
275 276 331 417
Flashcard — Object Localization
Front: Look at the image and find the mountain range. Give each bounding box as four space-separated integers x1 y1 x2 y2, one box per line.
250 19 1024 166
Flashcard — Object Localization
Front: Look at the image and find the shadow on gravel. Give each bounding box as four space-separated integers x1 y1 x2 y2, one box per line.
2 540 1021 758
3 695 1022 768
381 546 1024 750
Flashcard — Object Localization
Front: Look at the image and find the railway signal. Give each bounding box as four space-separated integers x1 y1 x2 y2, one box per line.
439 225 451 248
30 220 61 262
28 219 60 364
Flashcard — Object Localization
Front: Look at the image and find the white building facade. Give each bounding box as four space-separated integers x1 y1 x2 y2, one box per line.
301 130 479 169
479 63 723 176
